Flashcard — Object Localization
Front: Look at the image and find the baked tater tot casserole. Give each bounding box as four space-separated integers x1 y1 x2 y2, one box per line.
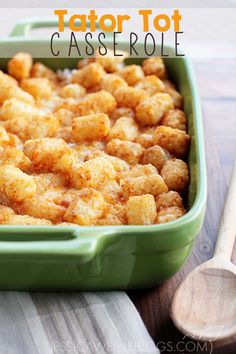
0 52 190 226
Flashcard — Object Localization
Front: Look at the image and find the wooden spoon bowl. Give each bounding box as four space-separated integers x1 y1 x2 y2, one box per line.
171 256 236 342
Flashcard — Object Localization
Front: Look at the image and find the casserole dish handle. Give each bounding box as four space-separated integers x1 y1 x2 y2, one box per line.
10 18 71 37
0 227 116 262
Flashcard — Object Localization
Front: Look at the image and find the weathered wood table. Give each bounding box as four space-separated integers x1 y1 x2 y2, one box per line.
129 58 236 353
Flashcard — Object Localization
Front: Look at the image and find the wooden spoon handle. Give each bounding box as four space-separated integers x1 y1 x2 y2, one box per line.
214 161 236 259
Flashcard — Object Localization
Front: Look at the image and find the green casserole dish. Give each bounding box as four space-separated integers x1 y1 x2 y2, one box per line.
0 19 207 290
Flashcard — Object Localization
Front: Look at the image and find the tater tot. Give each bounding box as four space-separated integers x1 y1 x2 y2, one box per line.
5 114 60 141
126 194 157 225
71 157 116 189
160 158 189 193
103 154 129 173
95 50 126 72
7 214 52 225
107 117 139 142
142 57 166 79
100 74 127 95
0 83 34 105
110 107 135 120
117 65 144 86
121 174 168 198
160 109 187 131
8 52 33 80
64 188 105 225
59 83 86 99
48 188 79 208
154 126 190 158
114 86 149 109
7 133 23 149
0 205 51 225
0 70 18 87
119 164 157 180
55 150 78 175
96 203 127 225
0 165 36 202
71 63 105 89
54 109 74 127
90 150 129 173
21 78 53 99
106 139 144 165
72 113 110 142
0 205 15 224
73 141 105 161
165 87 183 109
24 138 75 174
136 93 174 126
141 145 171 172
0 146 31 171
95 58 124 73
31 62 57 82
41 187 66 205
156 191 184 211
4 116 28 141
0 98 39 120
77 54 125 73
34 173 67 193
99 180 123 203
0 126 10 147
24 138 66 162
135 75 165 95
142 126 157 135
75 90 116 116
156 206 185 224
15 195 66 223
36 95 64 113
135 133 154 148
56 126 72 142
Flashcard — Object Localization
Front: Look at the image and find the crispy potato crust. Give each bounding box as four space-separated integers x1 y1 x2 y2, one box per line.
0 53 190 225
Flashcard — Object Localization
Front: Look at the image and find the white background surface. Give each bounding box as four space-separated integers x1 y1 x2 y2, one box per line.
0 0 236 7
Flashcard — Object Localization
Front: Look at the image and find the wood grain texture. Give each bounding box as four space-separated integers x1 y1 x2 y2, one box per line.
215 162 236 257
171 256 236 345
129 58 236 353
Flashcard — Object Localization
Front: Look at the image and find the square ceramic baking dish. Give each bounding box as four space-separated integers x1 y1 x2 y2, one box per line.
0 19 207 290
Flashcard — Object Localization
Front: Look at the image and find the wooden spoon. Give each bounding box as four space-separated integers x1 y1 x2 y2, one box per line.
171 162 236 343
